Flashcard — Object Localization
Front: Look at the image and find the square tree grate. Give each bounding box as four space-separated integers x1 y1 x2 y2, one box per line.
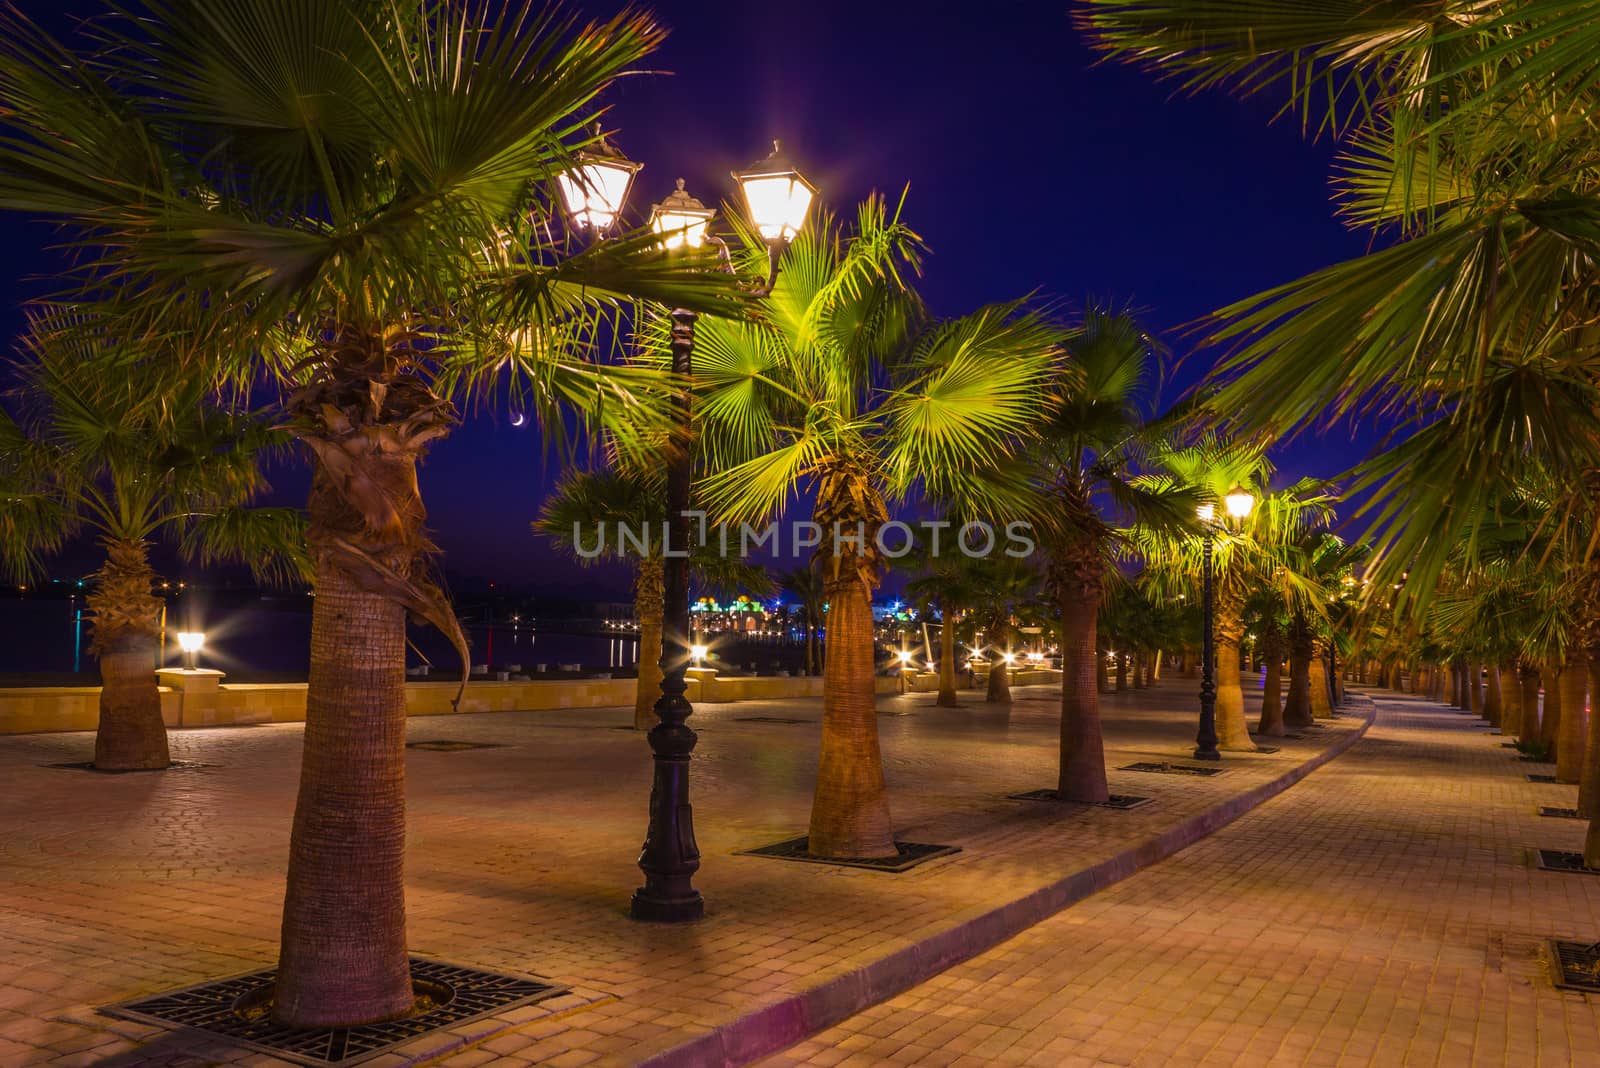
405 740 504 752
1006 789 1153 810
1537 849 1600 874
1540 807 1584 819
1550 940 1600 992
1529 774 1560 784
102 957 567 1067
737 836 959 872
734 716 811 725
45 760 210 773
1118 762 1227 778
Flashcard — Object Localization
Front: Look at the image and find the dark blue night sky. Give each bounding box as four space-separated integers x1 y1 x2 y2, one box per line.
0 1 1377 596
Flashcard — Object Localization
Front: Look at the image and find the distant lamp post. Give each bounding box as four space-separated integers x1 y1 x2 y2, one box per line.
176 631 205 671
555 125 642 234
689 643 710 667
650 179 716 250
560 135 817 924
1194 484 1255 760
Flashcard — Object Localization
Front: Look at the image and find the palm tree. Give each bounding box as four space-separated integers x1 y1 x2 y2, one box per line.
693 196 1058 859
1023 305 1193 801
901 541 981 707
537 470 666 730
0 316 304 770
966 555 1042 705
781 566 826 677
0 1 747 1025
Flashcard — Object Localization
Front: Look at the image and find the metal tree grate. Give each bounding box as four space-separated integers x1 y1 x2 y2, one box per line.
1006 789 1153 809
102 957 567 1067
1118 762 1227 778
1540 807 1583 819
1529 774 1560 784
1519 755 1553 763
1550 941 1600 992
45 760 210 773
1537 849 1600 874
737 836 959 872
733 716 811 725
405 740 504 752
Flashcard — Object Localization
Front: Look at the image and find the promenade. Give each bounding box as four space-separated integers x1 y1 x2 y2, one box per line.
0 680 1368 1066
766 691 1600 1067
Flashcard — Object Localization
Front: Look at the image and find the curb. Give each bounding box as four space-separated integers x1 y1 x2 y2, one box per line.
637 694 1378 1068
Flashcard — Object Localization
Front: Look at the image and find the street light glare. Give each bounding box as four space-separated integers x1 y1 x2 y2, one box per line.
650 178 715 249
1224 484 1256 519
176 632 205 654
1196 503 1216 522
556 127 641 232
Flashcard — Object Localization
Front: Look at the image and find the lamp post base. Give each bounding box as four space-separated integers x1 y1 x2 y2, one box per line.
629 888 704 923
1191 746 1222 761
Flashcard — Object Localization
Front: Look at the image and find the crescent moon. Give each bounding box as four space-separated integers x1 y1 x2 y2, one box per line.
510 412 526 427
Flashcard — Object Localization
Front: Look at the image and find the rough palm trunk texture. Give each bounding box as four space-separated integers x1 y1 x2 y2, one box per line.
633 557 665 731
275 566 412 1026
1447 663 1459 706
809 575 895 859
1522 667 1543 746
1580 661 1600 817
1284 643 1312 729
88 539 169 771
1055 571 1109 803
1499 664 1524 739
1558 656 1588 784
1469 664 1484 715
1114 652 1128 692
937 616 958 707
1095 647 1109 693
1215 593 1254 751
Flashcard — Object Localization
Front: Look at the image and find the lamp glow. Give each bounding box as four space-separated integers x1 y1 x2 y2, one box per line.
689 643 709 665
556 126 641 233
732 140 817 242
1224 483 1256 520
177 632 204 654
650 178 715 250
1196 503 1216 523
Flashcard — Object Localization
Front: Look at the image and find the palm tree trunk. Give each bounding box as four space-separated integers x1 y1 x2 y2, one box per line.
1257 627 1285 737
1540 664 1562 760
1579 660 1600 818
937 613 958 707
1095 645 1110 693
275 341 465 1027
1446 662 1459 706
1151 649 1163 683
1284 617 1313 729
1499 663 1523 739
1558 655 1588 784
808 572 895 859
1484 664 1503 726
1521 666 1542 746
275 565 413 1026
1469 664 1484 715
1215 591 1255 751
986 660 1011 703
633 557 665 730
1309 646 1332 720
1054 551 1109 803
88 538 169 771
1114 651 1128 692
806 617 817 676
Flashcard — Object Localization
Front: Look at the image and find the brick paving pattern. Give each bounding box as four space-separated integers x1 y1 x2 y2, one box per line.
0 677 1358 1066
762 690 1600 1068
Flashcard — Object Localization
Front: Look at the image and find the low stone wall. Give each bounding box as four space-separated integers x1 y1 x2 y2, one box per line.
0 668 961 734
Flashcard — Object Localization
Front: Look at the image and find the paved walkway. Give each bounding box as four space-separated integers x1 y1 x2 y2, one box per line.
0 676 1365 1066
760 690 1600 1068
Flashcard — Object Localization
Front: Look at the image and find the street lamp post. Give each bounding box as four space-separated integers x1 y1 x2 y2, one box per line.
560 134 815 924
1194 484 1255 761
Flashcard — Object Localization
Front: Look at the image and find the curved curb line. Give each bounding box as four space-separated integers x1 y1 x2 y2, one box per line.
637 696 1377 1068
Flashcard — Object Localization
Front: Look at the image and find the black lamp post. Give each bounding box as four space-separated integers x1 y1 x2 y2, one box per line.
1194 484 1255 761
560 136 815 924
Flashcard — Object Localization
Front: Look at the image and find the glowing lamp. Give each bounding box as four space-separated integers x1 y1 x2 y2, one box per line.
650 178 716 249
732 140 817 242
556 126 641 233
690 643 709 665
177 631 205 670
897 650 914 664
1196 503 1216 523
1003 652 1017 665
1224 484 1256 520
